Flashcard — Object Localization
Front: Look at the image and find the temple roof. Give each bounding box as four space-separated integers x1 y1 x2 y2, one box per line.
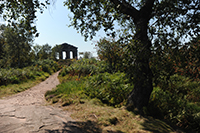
61 43 78 49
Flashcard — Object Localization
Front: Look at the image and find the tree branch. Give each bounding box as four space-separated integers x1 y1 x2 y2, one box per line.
110 0 139 21
140 0 155 20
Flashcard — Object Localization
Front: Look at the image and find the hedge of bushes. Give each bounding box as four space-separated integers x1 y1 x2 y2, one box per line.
0 59 60 86
59 58 110 77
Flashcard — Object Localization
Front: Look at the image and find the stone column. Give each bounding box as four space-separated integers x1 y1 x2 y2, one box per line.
67 50 70 59
72 50 76 59
75 49 78 59
59 51 63 59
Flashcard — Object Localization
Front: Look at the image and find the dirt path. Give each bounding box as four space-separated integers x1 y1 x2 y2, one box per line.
0 71 82 133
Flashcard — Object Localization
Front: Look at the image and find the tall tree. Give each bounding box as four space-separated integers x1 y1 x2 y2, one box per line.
83 51 93 59
32 44 42 60
96 38 124 73
51 44 61 60
2 25 32 68
65 0 200 113
1 1 53 66
38 43 52 60
0 25 6 60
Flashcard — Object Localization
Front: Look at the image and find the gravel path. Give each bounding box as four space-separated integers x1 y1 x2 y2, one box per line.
0 71 82 133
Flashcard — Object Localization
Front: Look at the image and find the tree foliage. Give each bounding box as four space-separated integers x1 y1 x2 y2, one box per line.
65 0 200 41
50 44 61 60
38 43 52 59
151 37 200 88
96 37 125 73
32 44 42 60
82 51 93 59
31 43 52 60
0 24 32 68
0 25 6 60
0 0 51 37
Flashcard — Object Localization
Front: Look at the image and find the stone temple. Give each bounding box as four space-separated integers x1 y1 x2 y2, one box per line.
58 43 78 59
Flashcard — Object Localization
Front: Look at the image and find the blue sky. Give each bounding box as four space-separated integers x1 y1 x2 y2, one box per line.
34 0 106 58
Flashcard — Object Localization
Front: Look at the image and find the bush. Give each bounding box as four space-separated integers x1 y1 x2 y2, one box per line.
59 58 102 77
33 59 60 74
0 59 60 86
148 74 200 131
42 64 51 74
9 75 20 84
59 58 114 79
157 74 200 103
59 59 133 107
84 72 133 107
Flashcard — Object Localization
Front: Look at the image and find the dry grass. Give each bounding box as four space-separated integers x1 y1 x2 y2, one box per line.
59 99 179 133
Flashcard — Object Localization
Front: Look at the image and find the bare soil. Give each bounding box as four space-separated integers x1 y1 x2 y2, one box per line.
0 71 82 133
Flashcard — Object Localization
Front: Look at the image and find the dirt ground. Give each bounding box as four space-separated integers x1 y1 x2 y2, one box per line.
0 71 82 133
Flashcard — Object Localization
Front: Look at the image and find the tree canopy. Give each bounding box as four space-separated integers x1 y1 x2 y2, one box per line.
65 0 200 42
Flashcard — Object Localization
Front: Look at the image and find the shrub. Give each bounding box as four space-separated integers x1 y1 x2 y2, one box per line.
59 58 113 79
59 58 101 77
60 58 132 106
41 64 51 74
84 72 133 107
157 74 200 103
148 74 200 131
0 59 60 86
33 59 60 74
9 75 20 84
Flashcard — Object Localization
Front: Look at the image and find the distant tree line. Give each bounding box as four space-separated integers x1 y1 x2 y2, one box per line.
0 24 59 68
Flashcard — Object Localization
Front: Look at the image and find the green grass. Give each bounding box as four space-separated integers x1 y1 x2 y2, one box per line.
45 77 86 105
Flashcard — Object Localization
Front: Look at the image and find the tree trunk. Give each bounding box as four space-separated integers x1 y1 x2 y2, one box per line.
126 18 153 114
17 42 21 68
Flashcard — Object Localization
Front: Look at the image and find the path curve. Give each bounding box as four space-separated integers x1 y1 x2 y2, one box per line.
0 71 82 133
